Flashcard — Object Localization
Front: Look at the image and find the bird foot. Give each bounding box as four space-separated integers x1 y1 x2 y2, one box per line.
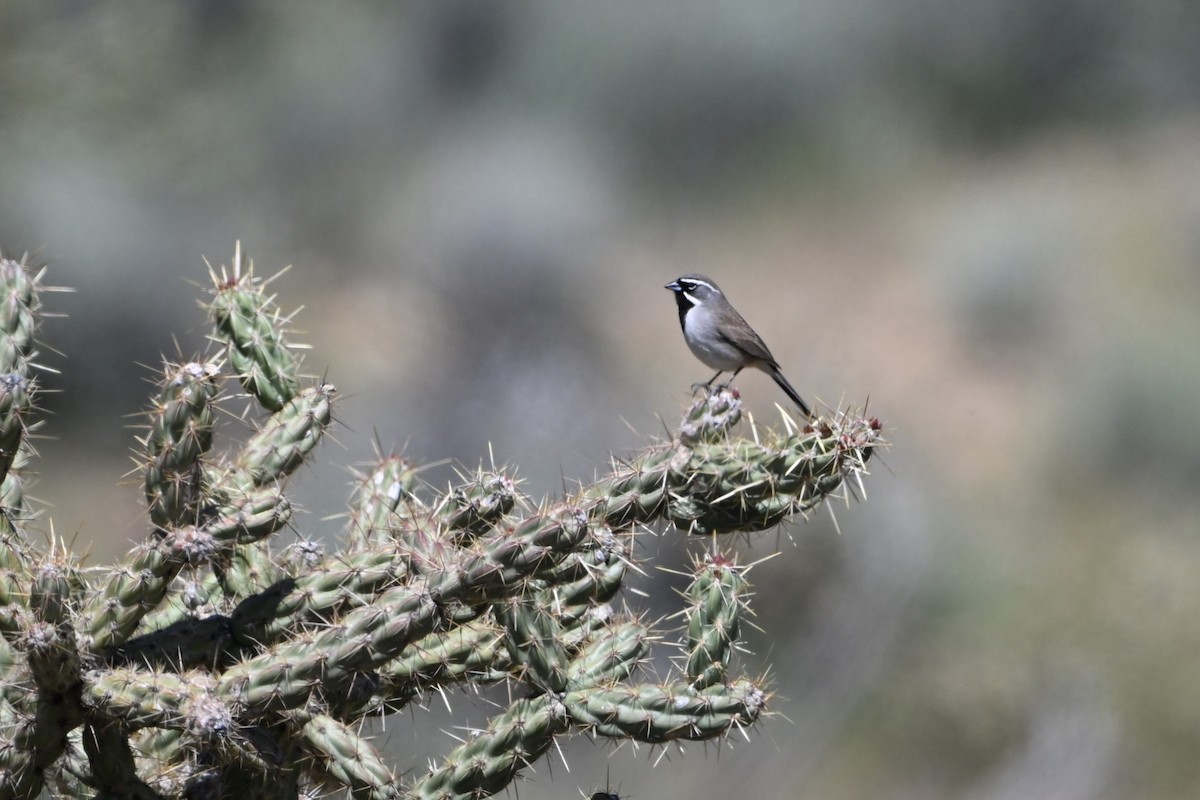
691 381 735 397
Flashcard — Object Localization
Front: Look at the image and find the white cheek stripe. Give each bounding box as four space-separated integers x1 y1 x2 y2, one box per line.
683 291 702 305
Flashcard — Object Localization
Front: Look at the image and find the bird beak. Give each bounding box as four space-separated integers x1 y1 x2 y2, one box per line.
664 280 680 291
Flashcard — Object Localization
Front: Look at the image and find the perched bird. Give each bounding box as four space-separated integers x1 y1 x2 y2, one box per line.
665 274 812 418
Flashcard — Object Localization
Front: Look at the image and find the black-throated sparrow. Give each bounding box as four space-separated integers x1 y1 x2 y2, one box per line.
665 274 813 418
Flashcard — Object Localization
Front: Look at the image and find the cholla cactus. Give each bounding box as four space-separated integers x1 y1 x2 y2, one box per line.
0 246 884 800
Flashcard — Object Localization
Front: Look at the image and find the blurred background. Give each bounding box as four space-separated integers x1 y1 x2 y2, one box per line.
2 1 1199 797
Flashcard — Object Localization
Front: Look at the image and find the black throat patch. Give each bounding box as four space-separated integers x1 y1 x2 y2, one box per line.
671 290 694 332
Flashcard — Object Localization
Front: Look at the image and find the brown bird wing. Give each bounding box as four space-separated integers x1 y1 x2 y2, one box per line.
718 311 778 367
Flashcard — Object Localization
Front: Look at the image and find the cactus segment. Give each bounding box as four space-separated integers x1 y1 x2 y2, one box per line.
219 583 441 716
207 244 302 412
0 255 44 492
143 360 221 529
410 695 569 800
498 596 570 694
24 619 82 696
676 384 743 444
0 256 42 371
684 553 749 689
531 526 630 624
586 392 881 535
82 667 225 735
0 373 34 485
372 620 508 712
29 559 83 629
441 470 517 541
201 485 293 546
233 383 336 490
294 712 399 800
566 619 651 689
347 456 420 550
85 542 189 652
565 678 766 743
230 548 410 648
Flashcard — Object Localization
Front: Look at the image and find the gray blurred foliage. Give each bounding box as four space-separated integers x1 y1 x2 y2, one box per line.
2 1 1199 798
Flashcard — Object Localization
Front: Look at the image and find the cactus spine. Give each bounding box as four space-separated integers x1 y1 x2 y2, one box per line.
0 246 883 799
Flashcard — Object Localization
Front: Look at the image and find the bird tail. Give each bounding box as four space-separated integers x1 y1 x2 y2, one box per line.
767 364 813 419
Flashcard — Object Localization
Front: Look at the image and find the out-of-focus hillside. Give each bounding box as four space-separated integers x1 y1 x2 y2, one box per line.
2 2 1198 798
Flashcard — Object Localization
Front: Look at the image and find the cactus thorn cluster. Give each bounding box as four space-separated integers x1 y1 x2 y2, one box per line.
0 245 884 799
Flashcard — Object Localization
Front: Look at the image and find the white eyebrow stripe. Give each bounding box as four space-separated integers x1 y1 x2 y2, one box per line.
682 278 716 292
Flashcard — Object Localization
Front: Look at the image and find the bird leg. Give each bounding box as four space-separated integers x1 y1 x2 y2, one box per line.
691 370 725 395
715 367 744 391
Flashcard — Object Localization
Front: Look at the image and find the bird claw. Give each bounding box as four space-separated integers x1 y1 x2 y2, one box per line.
690 381 732 397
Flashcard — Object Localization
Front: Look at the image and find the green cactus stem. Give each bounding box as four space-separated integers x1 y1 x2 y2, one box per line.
0 254 45 500
564 678 766 743
0 373 34 487
84 542 190 653
228 547 410 649
565 619 652 688
585 402 880 535
229 383 336 491
207 242 302 413
0 446 33 556
81 667 222 734
142 360 221 530
0 255 42 369
346 455 420 551
440 469 518 542
498 596 571 694
410 694 569 800
218 583 442 716
683 552 749 689
293 712 398 800
371 619 508 713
